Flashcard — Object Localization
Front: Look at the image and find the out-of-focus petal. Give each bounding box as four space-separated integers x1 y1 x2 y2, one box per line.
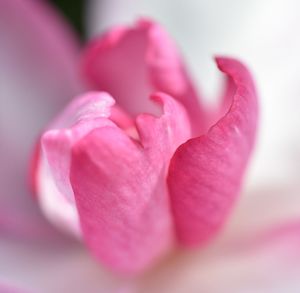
70 92 191 274
137 220 300 293
168 57 258 246
2 188 300 293
0 283 26 293
0 237 122 293
82 19 206 133
0 0 83 238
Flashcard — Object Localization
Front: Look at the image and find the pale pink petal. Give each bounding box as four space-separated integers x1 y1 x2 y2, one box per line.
70 93 191 274
0 283 26 293
138 220 300 292
0 237 122 293
168 57 258 246
2 194 300 292
82 19 206 133
0 0 83 238
36 92 116 236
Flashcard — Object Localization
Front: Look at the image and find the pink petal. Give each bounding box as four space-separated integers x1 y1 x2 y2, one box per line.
82 19 206 133
0 0 83 238
70 92 191 274
168 57 258 246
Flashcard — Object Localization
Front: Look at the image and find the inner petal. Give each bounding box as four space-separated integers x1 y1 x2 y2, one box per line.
82 19 206 135
83 26 159 116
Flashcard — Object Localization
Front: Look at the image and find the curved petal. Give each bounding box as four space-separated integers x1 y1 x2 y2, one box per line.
70 92 191 274
0 0 83 238
168 57 258 246
82 19 206 133
36 92 116 236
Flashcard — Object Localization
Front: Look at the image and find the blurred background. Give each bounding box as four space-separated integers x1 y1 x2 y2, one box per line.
1 0 300 292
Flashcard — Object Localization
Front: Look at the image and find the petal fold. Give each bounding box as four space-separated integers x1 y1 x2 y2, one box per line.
168 57 258 246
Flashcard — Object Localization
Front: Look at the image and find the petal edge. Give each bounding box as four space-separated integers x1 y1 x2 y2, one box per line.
168 57 258 246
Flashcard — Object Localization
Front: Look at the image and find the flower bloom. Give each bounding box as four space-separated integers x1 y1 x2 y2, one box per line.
32 19 258 274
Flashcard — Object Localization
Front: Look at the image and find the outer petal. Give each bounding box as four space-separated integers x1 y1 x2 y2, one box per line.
2 187 300 293
0 284 25 293
70 93 191 274
138 220 300 293
82 19 205 133
36 92 116 236
0 237 123 293
168 57 258 246
0 0 83 238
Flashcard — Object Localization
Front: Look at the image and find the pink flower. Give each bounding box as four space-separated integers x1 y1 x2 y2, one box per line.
2 0 300 291
33 19 258 274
